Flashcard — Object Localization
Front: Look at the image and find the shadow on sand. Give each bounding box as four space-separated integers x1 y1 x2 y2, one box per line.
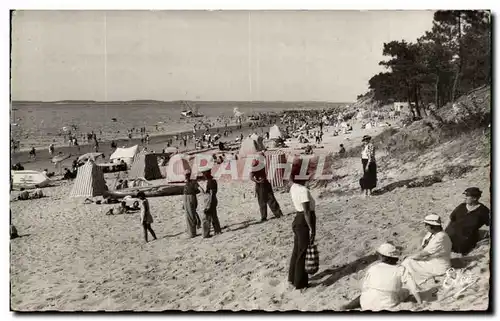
310 253 378 287
372 175 443 196
450 254 484 269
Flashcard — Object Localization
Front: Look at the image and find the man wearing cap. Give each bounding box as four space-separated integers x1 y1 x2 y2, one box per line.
183 170 202 238
445 187 490 256
401 214 452 293
250 158 283 222
343 243 422 311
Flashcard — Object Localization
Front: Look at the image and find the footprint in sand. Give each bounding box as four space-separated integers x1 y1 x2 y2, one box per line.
269 279 280 287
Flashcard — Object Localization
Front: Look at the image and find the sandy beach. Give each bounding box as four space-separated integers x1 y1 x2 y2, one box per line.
10 9 491 313
10 118 491 311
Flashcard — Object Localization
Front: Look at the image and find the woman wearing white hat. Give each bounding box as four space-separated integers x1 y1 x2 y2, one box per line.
401 214 452 293
343 243 421 311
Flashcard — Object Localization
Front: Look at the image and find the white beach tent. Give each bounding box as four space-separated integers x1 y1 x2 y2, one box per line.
239 135 265 158
249 133 266 150
110 145 139 167
269 125 283 140
69 160 107 198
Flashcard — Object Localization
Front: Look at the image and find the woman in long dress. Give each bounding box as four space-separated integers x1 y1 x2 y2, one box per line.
401 214 452 292
360 135 377 196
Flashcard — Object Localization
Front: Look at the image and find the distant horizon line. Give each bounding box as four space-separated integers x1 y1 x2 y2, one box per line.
11 99 353 104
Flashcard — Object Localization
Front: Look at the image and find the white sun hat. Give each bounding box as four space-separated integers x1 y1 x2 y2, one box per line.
424 214 442 226
376 243 400 258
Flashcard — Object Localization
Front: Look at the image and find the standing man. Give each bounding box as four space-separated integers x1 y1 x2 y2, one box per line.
49 143 55 156
183 170 202 238
201 169 222 238
251 159 283 222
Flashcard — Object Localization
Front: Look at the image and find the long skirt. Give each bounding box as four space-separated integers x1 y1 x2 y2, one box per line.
288 212 310 289
401 257 450 289
360 159 377 190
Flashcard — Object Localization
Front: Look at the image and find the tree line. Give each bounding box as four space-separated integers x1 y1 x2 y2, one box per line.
363 10 490 118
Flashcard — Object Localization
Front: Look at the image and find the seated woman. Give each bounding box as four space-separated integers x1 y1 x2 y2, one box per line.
338 144 346 156
342 243 421 311
63 168 73 180
116 180 125 190
445 187 490 256
401 214 452 295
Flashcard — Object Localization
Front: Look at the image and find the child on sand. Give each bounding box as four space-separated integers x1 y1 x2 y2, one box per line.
138 191 157 243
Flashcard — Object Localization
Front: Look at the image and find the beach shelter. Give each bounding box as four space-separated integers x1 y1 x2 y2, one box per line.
239 137 263 158
165 153 192 182
264 150 288 188
269 125 283 140
250 133 265 149
129 153 162 180
69 160 107 197
78 152 104 163
239 134 266 158
110 145 139 167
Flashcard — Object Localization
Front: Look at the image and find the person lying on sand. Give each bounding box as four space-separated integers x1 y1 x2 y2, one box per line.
42 169 55 178
401 215 452 296
445 188 490 256
85 196 119 205
342 243 421 311
17 189 30 201
105 201 139 215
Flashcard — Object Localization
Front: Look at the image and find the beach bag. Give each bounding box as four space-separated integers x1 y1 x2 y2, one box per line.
10 225 18 239
305 244 319 275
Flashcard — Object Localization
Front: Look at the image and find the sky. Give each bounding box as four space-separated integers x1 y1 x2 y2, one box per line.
11 10 435 102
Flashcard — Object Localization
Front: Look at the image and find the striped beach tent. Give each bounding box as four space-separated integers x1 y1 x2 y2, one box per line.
264 150 288 188
129 153 162 180
165 153 192 182
69 160 107 197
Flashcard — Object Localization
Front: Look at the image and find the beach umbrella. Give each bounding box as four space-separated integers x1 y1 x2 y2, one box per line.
52 153 71 163
78 152 104 162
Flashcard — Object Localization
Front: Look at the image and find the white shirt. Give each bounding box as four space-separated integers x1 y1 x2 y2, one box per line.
361 144 369 159
290 183 315 212
360 262 404 311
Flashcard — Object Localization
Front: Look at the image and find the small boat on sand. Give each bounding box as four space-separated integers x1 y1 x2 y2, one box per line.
104 184 184 198
11 170 51 190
